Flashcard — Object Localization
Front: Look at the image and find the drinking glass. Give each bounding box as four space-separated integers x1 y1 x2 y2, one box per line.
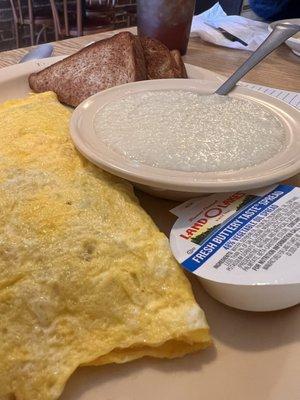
137 0 196 55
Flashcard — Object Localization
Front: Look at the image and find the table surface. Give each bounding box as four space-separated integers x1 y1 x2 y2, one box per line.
1 27 298 189
0 27 300 91
0 27 299 400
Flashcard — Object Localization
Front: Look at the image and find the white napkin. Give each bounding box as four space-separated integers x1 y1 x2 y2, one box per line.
191 3 269 51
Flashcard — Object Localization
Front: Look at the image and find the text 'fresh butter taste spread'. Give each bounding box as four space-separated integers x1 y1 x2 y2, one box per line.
170 185 300 312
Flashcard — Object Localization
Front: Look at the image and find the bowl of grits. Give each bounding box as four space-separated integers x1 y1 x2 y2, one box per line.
70 79 300 200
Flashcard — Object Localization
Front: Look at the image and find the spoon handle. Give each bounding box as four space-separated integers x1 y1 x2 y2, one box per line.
19 44 53 63
215 23 300 96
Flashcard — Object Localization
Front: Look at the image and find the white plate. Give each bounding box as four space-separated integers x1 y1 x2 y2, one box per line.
0 57 299 400
268 19 300 56
0 56 223 103
70 79 300 200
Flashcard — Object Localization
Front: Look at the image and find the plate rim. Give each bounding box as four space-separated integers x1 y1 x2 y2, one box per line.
70 79 300 193
1 56 299 193
0 56 224 82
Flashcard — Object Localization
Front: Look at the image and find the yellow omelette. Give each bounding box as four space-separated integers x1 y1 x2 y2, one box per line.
0 92 211 400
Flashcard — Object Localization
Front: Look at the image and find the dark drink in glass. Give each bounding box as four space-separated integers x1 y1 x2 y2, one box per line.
137 0 196 55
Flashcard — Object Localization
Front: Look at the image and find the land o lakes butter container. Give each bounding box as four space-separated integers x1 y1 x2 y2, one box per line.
170 185 300 312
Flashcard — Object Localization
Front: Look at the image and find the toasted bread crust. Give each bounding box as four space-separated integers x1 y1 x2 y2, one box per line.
170 50 188 79
132 35 148 81
29 32 147 107
29 32 188 107
140 36 186 79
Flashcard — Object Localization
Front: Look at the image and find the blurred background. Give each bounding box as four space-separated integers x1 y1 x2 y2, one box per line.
0 0 296 52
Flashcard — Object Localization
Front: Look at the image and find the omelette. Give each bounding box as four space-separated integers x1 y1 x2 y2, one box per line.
0 92 211 400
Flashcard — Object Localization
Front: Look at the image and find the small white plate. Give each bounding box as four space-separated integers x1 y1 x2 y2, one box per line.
70 79 300 200
0 56 223 103
268 18 300 56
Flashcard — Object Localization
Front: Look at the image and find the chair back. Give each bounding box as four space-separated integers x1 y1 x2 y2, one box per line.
50 0 88 38
9 0 24 24
50 0 79 38
50 0 117 39
88 0 116 6
9 0 36 25
49 0 62 38
102 0 117 5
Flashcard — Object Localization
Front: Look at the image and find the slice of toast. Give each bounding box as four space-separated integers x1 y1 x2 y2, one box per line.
28 32 147 107
140 36 187 79
170 50 188 79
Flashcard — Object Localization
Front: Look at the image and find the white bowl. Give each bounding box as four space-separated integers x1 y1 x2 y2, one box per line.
70 79 300 201
199 278 300 312
268 18 300 56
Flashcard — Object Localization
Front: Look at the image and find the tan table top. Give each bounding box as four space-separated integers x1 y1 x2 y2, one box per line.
0 28 299 400
0 27 299 91
2 27 298 187
0 26 299 229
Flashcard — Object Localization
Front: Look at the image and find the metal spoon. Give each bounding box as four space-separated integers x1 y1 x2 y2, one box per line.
215 22 300 96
